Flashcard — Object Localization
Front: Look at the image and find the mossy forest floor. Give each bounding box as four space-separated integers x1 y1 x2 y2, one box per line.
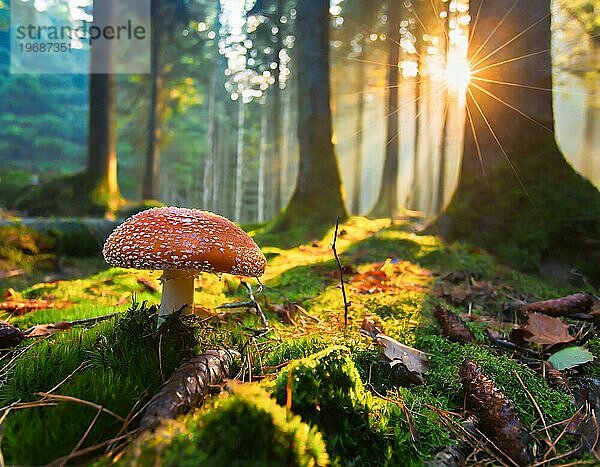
0 217 597 465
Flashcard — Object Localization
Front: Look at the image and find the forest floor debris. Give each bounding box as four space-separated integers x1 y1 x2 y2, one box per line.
0 217 597 465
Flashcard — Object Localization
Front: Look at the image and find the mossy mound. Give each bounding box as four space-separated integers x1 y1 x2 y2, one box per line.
15 172 123 217
126 383 329 467
438 138 600 284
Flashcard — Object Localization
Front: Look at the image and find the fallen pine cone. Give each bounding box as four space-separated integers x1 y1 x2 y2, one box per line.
0 321 24 349
434 306 475 344
459 360 531 466
523 293 594 318
140 349 239 431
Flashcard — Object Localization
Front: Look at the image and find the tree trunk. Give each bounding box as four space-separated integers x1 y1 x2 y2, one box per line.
203 68 217 210
86 0 120 214
434 0 600 283
258 104 268 222
368 0 402 219
271 0 347 237
234 101 245 222
271 0 284 214
351 55 366 215
142 0 162 201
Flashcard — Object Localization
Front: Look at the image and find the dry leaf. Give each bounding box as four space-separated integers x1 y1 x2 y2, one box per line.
137 276 160 293
512 312 574 345
375 334 429 384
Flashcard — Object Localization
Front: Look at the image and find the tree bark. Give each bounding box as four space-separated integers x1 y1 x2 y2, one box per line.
142 0 163 201
258 103 268 222
271 0 284 214
434 0 600 283
351 55 366 215
271 0 348 236
234 100 245 222
368 0 402 219
203 67 217 211
86 0 120 213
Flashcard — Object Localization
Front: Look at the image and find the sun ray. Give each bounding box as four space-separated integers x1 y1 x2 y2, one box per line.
465 96 486 176
429 0 449 44
470 81 553 132
470 0 520 63
467 86 535 206
470 49 548 75
384 82 447 147
471 76 594 97
469 0 485 43
471 12 550 70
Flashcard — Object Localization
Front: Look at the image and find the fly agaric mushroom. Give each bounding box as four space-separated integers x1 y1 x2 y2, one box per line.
102 207 266 320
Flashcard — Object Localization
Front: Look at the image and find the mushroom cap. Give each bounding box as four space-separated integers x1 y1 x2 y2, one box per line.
103 207 266 277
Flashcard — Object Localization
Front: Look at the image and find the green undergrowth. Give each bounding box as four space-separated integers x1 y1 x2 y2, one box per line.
124 383 329 467
0 217 592 465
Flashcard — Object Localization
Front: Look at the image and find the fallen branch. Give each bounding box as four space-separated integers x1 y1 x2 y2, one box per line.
139 349 239 431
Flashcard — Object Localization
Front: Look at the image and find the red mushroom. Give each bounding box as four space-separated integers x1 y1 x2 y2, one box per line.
103 207 266 320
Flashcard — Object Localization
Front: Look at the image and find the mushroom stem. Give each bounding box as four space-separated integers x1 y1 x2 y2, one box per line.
159 270 195 318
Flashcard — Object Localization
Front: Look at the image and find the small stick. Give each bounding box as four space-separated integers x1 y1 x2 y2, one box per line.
48 432 135 466
36 392 125 422
63 406 104 466
332 217 350 328
46 361 89 395
513 370 551 446
370 385 419 443
217 282 269 337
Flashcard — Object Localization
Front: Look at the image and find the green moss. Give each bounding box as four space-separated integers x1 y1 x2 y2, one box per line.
417 335 574 427
126 383 329 467
440 137 600 284
16 172 123 217
0 303 198 465
272 346 372 463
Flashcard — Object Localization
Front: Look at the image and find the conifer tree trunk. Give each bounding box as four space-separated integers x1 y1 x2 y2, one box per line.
234 101 245 222
368 0 402 218
258 104 268 222
434 0 600 283
351 56 365 215
142 0 163 200
203 68 217 210
86 0 120 214
272 0 348 236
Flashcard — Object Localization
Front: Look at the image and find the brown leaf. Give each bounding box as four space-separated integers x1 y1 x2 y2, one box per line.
25 321 72 337
512 312 574 345
137 276 160 293
360 316 384 338
0 300 56 315
351 268 392 294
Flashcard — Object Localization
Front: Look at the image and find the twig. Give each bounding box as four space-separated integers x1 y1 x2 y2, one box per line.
62 406 104 467
513 370 551 446
48 432 135 466
370 386 419 443
46 361 89 395
332 217 350 328
36 393 125 422
425 404 515 467
217 282 269 337
158 333 164 381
